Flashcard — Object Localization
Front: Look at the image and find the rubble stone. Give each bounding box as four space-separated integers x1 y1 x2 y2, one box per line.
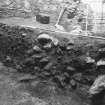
89 75 105 95
44 62 53 70
37 33 53 44
70 79 77 89
37 33 59 47
66 66 76 72
39 57 49 67
72 73 82 82
96 60 105 66
31 54 43 60
33 45 42 53
85 57 95 64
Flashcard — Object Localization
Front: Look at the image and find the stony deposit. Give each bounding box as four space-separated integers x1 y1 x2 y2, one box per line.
0 23 105 104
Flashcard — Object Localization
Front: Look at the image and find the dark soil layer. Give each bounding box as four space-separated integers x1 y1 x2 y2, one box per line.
0 23 105 105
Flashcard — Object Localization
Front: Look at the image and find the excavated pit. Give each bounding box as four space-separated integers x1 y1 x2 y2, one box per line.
0 23 105 105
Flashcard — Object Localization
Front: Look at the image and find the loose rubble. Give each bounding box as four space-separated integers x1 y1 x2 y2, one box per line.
0 23 105 104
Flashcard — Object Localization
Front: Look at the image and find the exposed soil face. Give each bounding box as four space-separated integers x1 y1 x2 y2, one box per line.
0 23 105 105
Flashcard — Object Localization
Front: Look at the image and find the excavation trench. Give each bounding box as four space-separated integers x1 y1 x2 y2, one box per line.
0 23 105 105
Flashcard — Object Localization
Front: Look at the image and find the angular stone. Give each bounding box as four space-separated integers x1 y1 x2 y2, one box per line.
70 79 77 89
33 45 42 53
85 57 95 64
55 24 65 31
43 43 52 49
26 49 34 55
34 67 40 71
17 74 36 82
67 39 74 45
39 57 49 66
66 45 74 51
21 33 27 36
66 40 74 51
37 33 52 45
31 54 43 60
24 58 34 65
5 56 12 62
44 62 53 70
97 60 105 66
89 75 105 95
72 73 82 82
52 38 59 46
66 66 76 72
70 25 82 35
37 33 59 47
99 48 105 52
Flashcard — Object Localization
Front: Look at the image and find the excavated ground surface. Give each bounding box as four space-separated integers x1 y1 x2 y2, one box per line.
0 22 105 105
0 62 86 105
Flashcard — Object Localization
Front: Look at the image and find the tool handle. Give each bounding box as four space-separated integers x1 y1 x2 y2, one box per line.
55 6 66 25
